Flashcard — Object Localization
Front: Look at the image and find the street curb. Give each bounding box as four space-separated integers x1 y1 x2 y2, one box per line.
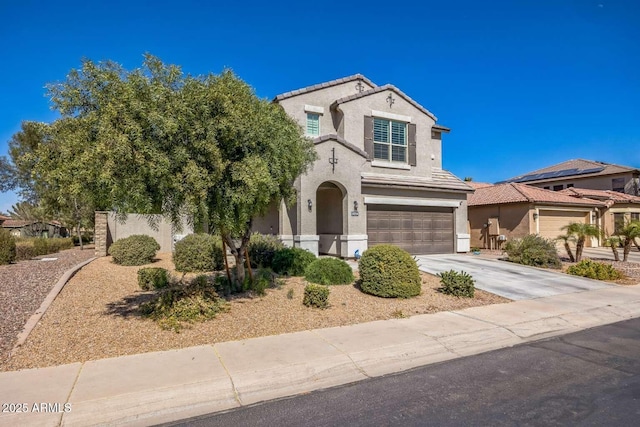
11 256 98 354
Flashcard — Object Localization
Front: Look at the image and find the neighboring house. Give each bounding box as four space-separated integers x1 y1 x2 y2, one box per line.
0 215 9 226
467 183 606 249
560 188 640 236
252 74 473 257
499 159 640 196
1 220 67 238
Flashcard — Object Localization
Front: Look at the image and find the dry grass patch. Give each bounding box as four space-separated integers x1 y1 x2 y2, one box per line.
3 253 508 371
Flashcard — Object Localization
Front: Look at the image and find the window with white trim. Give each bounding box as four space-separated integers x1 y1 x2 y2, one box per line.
373 118 407 162
306 113 320 136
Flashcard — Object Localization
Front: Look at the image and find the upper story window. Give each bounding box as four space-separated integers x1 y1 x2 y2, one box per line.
373 118 407 162
306 113 320 136
553 184 563 191
612 177 625 193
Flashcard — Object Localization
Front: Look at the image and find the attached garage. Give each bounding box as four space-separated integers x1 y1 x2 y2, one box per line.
367 205 454 254
538 210 590 242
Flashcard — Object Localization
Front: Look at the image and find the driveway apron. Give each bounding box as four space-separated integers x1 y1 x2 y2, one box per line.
416 254 612 300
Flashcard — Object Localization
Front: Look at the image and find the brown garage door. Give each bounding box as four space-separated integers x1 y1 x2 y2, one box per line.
367 205 454 254
538 210 589 242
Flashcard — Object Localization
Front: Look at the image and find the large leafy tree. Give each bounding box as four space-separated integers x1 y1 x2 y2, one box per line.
42 55 316 284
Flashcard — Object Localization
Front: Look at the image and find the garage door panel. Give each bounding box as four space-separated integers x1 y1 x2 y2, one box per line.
539 210 589 242
367 205 454 254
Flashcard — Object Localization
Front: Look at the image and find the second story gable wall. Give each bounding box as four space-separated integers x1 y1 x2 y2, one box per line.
277 79 375 137
527 173 639 195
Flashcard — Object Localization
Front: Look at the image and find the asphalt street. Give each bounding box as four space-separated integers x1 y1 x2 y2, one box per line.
165 317 640 427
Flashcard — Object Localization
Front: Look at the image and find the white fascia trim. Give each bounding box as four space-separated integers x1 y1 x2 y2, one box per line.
294 235 320 241
305 105 324 114
340 235 368 240
536 206 594 212
371 160 411 170
371 109 411 123
363 196 461 208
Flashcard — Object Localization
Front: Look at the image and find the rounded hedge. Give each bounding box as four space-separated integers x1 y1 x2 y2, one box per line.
247 233 284 268
173 233 224 272
108 235 160 266
358 245 421 298
304 258 354 285
0 229 16 265
272 247 316 276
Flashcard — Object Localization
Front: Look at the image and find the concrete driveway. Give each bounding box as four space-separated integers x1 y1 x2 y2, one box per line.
416 254 613 300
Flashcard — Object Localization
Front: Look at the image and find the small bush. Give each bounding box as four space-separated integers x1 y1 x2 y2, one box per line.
303 284 330 309
567 260 623 281
109 235 160 266
173 233 224 272
358 245 421 298
272 247 316 276
503 235 561 269
247 233 284 268
437 270 475 298
304 258 354 285
0 229 16 265
15 242 35 261
72 234 92 245
139 275 228 331
138 268 170 290
287 288 294 299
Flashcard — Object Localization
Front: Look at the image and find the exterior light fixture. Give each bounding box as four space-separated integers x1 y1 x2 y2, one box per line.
307 199 313 211
533 213 539 221
353 201 358 211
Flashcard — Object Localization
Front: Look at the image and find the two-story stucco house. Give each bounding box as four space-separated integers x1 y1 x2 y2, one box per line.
251 74 473 257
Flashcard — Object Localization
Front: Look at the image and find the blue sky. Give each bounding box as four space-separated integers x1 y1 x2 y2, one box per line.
1 0 638 213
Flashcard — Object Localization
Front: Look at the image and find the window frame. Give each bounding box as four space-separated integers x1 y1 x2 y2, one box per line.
372 117 408 163
306 113 320 136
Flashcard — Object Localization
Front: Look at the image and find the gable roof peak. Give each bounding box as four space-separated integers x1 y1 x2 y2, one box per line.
274 74 377 102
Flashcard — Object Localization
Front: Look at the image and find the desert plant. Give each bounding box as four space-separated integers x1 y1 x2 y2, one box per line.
616 220 640 262
557 234 575 263
108 235 160 265
560 223 601 262
304 258 354 285
503 234 561 269
604 236 621 262
358 245 421 298
139 274 228 331
303 284 330 309
437 270 475 298
173 233 224 272
286 288 294 299
272 247 316 276
137 267 170 290
14 241 36 261
0 229 16 265
247 233 285 268
566 260 623 281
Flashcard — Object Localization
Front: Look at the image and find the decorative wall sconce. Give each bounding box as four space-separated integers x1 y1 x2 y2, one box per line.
353 201 358 212
533 213 539 221
307 199 313 211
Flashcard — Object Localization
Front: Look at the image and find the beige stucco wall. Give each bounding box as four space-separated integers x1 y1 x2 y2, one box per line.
602 205 640 235
252 202 279 235
105 213 192 253
468 204 531 248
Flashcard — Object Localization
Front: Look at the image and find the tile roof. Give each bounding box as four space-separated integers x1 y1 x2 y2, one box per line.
332 84 437 121
1 220 62 228
468 183 606 207
274 74 377 102
560 187 640 206
467 182 493 189
501 159 639 184
361 169 474 193
313 134 368 158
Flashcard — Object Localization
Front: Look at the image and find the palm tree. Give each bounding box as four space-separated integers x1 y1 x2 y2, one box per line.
557 234 575 262
560 222 601 262
604 236 621 262
617 220 640 262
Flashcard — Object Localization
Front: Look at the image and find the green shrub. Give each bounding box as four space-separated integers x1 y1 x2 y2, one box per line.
15 242 35 261
358 245 421 298
247 233 284 268
567 260 622 281
503 235 561 269
138 268 170 290
139 275 228 331
173 233 224 272
304 258 354 285
437 270 475 298
303 284 330 309
72 234 92 245
32 238 50 256
272 247 316 276
108 235 160 266
0 229 16 265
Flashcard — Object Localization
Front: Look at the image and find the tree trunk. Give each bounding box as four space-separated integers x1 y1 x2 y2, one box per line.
623 239 631 262
564 242 575 263
222 223 253 291
575 238 584 262
611 245 620 262
77 223 83 250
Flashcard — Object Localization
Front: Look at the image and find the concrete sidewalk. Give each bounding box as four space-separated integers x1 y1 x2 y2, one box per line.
2 285 640 427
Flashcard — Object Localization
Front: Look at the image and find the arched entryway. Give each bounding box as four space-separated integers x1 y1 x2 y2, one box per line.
316 181 346 255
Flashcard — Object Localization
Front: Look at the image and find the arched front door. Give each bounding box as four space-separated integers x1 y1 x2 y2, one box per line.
316 181 346 255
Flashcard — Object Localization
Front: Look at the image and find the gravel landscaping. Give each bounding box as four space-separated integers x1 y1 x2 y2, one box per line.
2 253 508 372
0 246 96 367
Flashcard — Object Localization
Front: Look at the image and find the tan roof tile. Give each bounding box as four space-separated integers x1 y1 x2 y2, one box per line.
468 183 606 207
561 187 640 204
